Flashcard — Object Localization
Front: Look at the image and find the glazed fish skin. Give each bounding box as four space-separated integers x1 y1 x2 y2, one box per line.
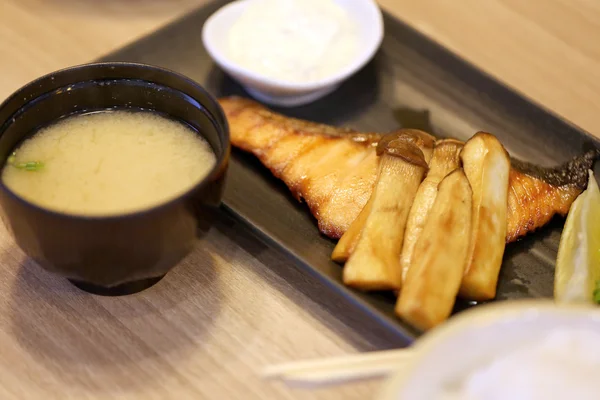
219 96 598 242
506 170 578 242
220 96 379 239
506 150 599 242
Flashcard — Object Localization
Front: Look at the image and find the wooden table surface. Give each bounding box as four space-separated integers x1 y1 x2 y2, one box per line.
0 0 599 399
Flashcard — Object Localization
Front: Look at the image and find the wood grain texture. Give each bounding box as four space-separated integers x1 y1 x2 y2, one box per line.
378 0 600 140
0 0 599 398
0 215 396 399
0 0 204 99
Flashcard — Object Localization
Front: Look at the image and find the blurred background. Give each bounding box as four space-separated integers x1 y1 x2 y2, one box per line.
1 0 599 135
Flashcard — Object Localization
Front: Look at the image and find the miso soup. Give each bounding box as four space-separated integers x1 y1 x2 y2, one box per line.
2 110 217 216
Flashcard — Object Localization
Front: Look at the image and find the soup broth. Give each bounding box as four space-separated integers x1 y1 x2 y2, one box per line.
2 110 217 216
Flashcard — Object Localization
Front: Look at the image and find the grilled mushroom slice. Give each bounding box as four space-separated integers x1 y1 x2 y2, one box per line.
399 138 464 285
341 131 433 291
396 168 472 330
332 129 435 264
458 132 511 300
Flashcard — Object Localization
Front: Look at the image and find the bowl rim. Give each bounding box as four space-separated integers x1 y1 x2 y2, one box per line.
376 300 600 400
0 61 231 222
201 0 385 91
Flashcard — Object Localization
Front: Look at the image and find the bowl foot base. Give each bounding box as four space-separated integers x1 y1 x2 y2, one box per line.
244 84 340 107
69 275 164 296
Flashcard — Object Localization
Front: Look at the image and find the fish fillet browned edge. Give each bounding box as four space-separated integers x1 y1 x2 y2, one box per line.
219 96 599 243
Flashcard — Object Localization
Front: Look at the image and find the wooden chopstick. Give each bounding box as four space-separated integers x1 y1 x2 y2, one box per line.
261 348 413 388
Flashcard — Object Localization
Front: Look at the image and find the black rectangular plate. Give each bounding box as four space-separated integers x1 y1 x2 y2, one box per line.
101 1 600 342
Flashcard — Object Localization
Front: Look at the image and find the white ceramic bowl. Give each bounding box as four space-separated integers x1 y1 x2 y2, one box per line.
377 300 600 400
202 0 384 107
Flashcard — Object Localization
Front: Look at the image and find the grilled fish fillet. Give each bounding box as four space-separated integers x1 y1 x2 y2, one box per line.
220 96 380 238
506 167 581 242
220 96 599 242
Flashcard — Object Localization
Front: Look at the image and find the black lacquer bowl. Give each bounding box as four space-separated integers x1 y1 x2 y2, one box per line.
0 62 230 295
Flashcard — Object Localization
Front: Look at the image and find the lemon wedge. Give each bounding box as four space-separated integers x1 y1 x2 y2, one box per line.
554 170 600 303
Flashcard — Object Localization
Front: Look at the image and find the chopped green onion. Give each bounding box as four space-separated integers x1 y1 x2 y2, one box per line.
6 151 44 171
593 280 600 305
20 161 44 171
